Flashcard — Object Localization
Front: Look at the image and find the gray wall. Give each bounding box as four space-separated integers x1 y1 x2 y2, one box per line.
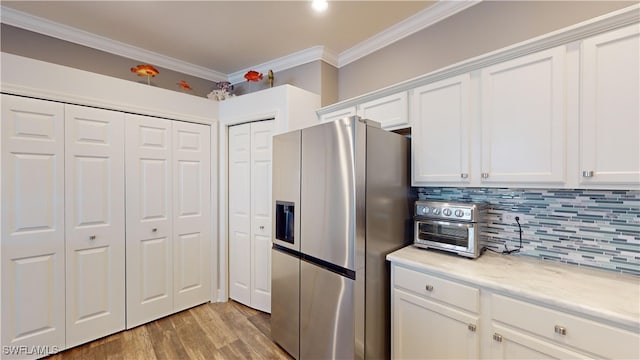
1 24 218 98
338 1 635 100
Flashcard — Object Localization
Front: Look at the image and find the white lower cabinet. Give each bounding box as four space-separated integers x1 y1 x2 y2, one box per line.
391 265 480 359
391 262 640 359
489 293 640 359
228 120 275 313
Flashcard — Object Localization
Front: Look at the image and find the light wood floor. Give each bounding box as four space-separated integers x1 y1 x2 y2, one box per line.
47 301 292 360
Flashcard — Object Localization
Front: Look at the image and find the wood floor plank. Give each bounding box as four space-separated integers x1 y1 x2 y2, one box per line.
45 301 293 360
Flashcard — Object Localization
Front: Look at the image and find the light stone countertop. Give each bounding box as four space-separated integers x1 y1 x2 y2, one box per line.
387 245 640 329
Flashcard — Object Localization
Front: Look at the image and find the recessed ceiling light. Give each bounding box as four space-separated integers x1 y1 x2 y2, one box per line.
312 0 328 12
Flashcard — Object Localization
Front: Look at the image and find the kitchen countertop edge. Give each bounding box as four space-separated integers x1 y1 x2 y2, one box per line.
387 245 640 330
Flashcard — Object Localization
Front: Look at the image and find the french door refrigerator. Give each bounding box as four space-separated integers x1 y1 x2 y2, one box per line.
271 116 411 359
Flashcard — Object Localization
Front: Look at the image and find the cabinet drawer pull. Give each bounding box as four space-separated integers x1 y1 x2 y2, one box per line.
468 324 476 332
493 333 503 342
582 170 594 178
89 235 96 240
481 172 489 179
554 325 567 335
260 225 265 230
152 228 158 232
425 285 434 292
460 173 468 179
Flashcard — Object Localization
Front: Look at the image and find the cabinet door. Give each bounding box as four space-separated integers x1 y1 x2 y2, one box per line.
64 105 125 347
480 47 566 184
412 74 471 185
357 92 408 130
1 95 66 355
319 107 356 123
581 24 640 187
125 114 173 329
228 123 252 306
392 288 479 359
490 324 587 359
172 121 211 312
249 120 275 313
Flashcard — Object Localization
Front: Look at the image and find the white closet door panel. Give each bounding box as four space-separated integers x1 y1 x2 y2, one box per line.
1 95 66 354
228 123 251 305
250 120 275 313
125 114 173 329
172 121 211 311
64 105 125 347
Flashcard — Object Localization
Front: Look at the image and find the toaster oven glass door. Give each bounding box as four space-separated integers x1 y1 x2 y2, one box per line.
416 220 474 249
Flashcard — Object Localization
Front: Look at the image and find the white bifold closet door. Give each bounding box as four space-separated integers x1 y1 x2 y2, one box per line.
125 114 211 328
228 120 274 313
172 121 211 312
64 105 125 347
1 95 66 355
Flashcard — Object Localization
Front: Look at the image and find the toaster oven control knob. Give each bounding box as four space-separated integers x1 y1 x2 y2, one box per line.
443 208 452 216
420 207 429 215
432 208 441 215
455 209 464 217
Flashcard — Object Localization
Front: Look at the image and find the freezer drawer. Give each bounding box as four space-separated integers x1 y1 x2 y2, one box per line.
271 248 300 358
300 260 354 359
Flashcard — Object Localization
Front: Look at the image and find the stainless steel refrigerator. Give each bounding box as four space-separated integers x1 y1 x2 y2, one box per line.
271 116 411 359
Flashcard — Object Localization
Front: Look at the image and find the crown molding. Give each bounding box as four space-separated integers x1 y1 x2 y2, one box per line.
0 6 228 82
338 0 481 67
227 46 339 84
318 3 640 115
1 1 479 83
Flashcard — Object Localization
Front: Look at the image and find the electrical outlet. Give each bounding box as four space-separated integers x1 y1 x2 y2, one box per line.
502 213 519 223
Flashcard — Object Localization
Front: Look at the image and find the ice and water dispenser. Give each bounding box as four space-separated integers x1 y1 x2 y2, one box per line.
275 201 295 244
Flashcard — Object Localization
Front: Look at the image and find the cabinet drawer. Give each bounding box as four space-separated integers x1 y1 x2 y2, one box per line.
491 294 640 359
393 265 479 313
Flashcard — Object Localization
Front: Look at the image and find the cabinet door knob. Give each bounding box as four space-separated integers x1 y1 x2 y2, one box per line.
460 173 468 179
152 228 158 232
481 172 489 179
582 170 594 178
493 333 503 342
89 235 96 240
554 325 567 335
260 225 265 230
425 285 434 292
468 324 476 332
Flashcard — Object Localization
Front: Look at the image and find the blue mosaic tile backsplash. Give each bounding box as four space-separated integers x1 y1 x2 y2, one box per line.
417 188 640 275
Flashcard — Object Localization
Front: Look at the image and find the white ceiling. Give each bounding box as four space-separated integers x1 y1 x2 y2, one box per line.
1 1 478 82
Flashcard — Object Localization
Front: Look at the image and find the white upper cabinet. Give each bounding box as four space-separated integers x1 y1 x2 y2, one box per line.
319 106 357 123
412 74 471 185
580 24 640 188
357 91 409 130
480 46 566 185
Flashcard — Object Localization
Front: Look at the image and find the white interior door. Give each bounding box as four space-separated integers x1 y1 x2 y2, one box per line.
125 114 173 329
250 120 275 313
64 105 125 347
172 121 211 312
1 95 66 354
228 123 252 305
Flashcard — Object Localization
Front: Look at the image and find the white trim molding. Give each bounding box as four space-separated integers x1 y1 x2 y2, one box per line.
227 46 339 84
317 3 640 116
0 6 228 82
339 0 481 67
1 2 478 82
